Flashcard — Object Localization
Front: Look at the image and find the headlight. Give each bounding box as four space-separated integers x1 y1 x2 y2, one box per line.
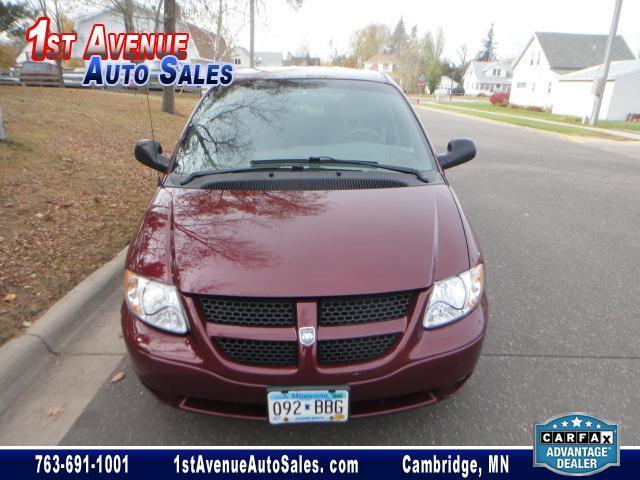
124 270 189 334
423 264 484 329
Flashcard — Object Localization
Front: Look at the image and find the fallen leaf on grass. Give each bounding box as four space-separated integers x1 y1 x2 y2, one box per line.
46 403 65 417
22 321 32 328
111 371 126 383
3 293 17 302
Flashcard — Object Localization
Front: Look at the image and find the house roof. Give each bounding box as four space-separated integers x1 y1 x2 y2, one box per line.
72 7 225 62
558 60 640 81
233 46 250 57
364 54 399 64
465 61 513 84
439 75 459 87
186 23 226 61
516 32 635 72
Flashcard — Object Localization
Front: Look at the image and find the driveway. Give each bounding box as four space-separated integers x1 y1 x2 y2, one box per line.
4 107 640 446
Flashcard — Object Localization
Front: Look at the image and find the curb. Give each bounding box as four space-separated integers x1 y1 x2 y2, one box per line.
0 248 127 411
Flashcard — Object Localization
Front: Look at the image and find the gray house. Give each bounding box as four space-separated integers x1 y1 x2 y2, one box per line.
231 47 283 68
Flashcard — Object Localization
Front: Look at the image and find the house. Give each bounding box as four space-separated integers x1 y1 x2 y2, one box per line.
363 53 401 82
283 52 320 67
551 60 640 121
462 61 512 96
16 8 226 65
510 32 635 109
231 47 283 68
436 75 459 93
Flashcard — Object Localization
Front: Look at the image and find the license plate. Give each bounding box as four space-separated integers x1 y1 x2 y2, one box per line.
267 387 349 424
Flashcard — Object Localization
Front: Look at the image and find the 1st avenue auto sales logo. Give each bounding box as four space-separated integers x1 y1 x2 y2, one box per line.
534 413 619 476
24 16 234 88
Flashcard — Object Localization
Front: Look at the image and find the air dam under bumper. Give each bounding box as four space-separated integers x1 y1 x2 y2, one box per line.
121 298 487 420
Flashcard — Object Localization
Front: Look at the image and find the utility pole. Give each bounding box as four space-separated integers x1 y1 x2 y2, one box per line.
249 0 255 67
589 0 623 125
162 0 176 114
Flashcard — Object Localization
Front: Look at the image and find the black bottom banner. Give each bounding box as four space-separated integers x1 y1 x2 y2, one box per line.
0 448 639 479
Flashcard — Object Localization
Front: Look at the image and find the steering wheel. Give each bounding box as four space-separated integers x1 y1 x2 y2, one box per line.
338 128 385 144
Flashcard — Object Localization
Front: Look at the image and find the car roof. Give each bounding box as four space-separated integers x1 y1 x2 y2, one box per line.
232 66 393 84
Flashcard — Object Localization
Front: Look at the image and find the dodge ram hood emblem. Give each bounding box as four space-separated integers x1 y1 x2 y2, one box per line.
299 327 316 347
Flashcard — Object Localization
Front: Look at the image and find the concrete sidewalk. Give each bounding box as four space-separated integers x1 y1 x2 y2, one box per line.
413 100 640 141
0 252 127 446
0 287 126 445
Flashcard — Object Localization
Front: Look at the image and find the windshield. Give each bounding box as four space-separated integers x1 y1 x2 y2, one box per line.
173 79 436 175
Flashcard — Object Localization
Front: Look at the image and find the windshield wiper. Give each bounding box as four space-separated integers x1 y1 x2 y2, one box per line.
250 157 429 183
179 166 293 185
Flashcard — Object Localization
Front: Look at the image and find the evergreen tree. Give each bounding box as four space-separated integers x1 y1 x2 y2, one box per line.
389 17 407 55
476 23 497 61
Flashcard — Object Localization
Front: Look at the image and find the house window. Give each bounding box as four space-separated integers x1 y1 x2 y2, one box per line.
492 68 501 76
234 57 241 65
530 53 534 66
382 63 390 71
536 52 541 65
517 82 526 88
532 82 536 92
547 82 552 93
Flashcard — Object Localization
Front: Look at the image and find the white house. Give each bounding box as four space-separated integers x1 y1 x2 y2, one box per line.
462 61 512 96
436 75 459 93
231 47 283 68
363 53 401 83
510 32 635 110
552 60 640 121
16 8 224 66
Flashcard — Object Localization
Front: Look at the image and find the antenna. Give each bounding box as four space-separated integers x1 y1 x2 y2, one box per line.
144 86 161 185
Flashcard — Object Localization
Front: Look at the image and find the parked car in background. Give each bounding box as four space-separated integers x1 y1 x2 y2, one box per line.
123 67 487 425
19 61 59 86
451 86 465 96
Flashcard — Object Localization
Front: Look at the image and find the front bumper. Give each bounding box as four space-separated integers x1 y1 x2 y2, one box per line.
122 290 487 420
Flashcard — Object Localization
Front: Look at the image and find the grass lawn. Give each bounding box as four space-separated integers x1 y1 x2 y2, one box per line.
431 100 640 132
0 87 199 345
419 103 630 140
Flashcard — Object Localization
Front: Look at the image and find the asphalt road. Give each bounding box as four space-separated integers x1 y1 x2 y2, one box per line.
60 107 640 445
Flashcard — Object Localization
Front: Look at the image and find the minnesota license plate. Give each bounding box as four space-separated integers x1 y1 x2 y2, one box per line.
267 387 349 424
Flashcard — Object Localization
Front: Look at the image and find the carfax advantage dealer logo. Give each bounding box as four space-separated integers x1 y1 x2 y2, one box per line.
534 413 619 476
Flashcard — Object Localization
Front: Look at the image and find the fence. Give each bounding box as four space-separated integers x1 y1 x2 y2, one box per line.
0 68 202 95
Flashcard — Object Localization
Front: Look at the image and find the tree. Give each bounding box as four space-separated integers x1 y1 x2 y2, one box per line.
396 24 422 92
0 1 27 37
476 23 497 61
182 0 244 59
350 23 390 66
454 43 469 81
327 38 356 67
388 16 406 55
424 27 445 94
161 0 175 114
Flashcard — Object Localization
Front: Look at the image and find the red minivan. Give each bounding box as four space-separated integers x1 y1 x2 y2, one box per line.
123 67 487 424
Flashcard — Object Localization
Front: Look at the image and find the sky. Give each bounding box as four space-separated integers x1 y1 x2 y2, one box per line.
237 0 640 63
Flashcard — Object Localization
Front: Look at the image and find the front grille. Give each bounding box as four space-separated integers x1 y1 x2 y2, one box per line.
318 333 401 366
198 296 295 327
319 292 414 326
215 338 297 367
202 177 409 191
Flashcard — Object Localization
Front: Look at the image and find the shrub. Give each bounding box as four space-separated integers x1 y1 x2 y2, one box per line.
489 91 510 107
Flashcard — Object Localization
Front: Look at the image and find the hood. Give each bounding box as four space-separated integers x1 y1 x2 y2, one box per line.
128 185 470 297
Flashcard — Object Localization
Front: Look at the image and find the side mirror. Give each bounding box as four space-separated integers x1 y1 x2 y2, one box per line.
437 138 476 169
134 139 170 172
